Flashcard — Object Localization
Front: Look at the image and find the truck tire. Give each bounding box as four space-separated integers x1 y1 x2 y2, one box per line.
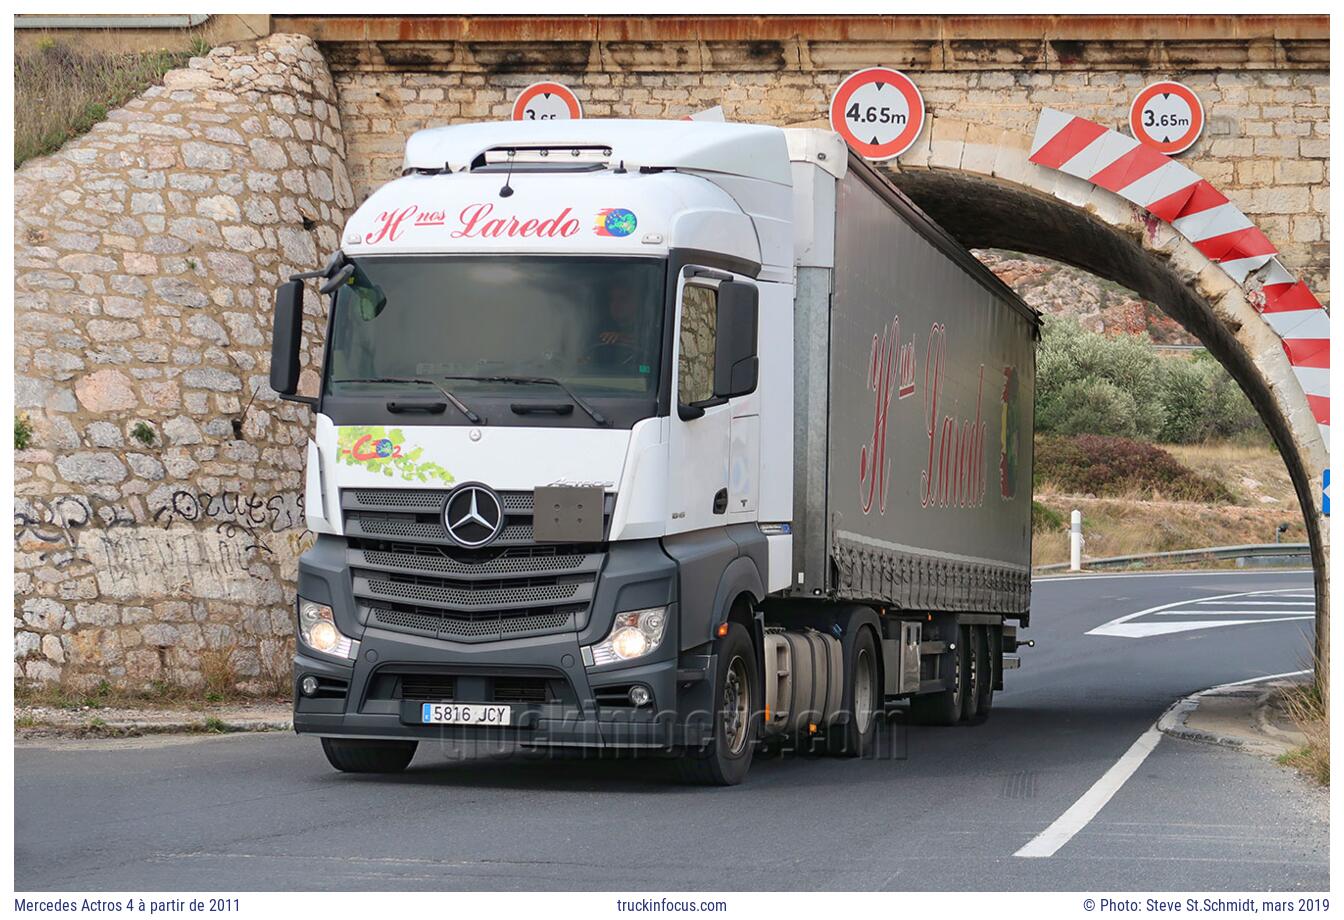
678 623 758 786
969 626 994 723
321 737 418 773
960 625 982 723
908 623 964 726
826 626 880 757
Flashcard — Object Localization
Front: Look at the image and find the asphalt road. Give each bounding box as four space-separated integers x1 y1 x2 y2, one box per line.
16 569 1327 891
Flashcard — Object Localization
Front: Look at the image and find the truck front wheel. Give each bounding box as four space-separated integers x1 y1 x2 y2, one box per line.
678 623 758 786
320 737 418 773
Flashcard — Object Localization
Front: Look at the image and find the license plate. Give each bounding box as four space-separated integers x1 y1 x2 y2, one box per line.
420 702 512 726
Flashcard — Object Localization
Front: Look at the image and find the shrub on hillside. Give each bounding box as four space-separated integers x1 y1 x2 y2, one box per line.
1036 316 1264 444
1036 377 1141 438
1032 500 1066 533
1037 317 1165 440
1159 352 1262 443
1034 434 1234 503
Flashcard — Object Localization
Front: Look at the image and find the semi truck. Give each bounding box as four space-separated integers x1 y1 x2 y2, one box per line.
270 119 1038 785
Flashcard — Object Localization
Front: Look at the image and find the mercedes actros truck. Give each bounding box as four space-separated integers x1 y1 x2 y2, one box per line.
270 119 1038 785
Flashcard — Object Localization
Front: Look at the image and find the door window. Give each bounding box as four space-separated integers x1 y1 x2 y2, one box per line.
678 284 717 406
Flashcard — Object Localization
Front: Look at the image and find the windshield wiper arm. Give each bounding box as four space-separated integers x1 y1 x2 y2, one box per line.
441 375 608 427
331 377 483 424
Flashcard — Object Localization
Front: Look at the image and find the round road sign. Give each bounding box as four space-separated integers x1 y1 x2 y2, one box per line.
1129 81 1204 155
512 81 582 122
829 68 925 161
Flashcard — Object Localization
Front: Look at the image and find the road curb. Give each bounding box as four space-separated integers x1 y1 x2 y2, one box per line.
17 714 293 738
1156 696 1244 748
1156 672 1310 755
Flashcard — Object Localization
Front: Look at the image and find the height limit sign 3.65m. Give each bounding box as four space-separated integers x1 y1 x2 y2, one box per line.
1129 81 1204 155
829 68 925 161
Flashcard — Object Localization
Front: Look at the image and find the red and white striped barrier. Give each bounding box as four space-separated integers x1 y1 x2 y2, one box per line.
1029 108 1329 445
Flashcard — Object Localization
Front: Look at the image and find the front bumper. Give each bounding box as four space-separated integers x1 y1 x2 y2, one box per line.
293 622 714 750
292 529 719 750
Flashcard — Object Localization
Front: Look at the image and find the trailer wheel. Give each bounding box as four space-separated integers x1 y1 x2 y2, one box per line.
960 625 982 723
320 737 418 773
826 626 880 757
908 623 964 726
677 622 758 786
969 627 994 723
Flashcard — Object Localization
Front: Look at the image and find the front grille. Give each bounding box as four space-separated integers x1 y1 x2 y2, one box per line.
399 673 456 700
362 576 587 609
359 546 590 577
493 678 552 704
368 670 561 705
370 604 578 640
343 488 613 643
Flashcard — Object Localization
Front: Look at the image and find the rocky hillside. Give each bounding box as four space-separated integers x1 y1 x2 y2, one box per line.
976 249 1197 345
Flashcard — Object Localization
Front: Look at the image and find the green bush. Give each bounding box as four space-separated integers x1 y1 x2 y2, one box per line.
1032 500 1066 533
1037 377 1141 439
1035 434 1234 503
15 415 34 451
1037 317 1263 444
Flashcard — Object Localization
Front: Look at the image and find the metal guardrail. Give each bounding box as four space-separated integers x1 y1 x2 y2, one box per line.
1035 542 1311 573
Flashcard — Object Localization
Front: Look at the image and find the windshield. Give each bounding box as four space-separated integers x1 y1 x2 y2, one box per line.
324 256 665 403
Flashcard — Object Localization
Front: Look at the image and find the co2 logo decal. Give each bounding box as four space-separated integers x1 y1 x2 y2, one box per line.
512 82 582 121
1129 81 1204 155
829 68 926 161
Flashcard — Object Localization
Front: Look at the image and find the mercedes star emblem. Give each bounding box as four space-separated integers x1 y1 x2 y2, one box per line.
442 483 505 548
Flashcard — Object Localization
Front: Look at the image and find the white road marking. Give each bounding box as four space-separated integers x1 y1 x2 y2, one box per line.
1015 725 1163 858
1015 670 1311 859
1192 600 1314 606
1035 569 1311 583
1156 610 1312 617
1087 589 1316 638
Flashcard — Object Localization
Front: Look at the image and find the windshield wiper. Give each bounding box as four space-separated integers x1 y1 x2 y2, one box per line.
331 377 483 424
441 375 608 426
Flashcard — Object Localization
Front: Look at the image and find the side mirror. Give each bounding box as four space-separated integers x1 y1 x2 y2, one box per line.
270 280 307 401
713 280 759 399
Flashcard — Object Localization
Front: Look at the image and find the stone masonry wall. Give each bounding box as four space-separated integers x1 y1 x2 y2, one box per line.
334 68 1328 301
14 34 352 689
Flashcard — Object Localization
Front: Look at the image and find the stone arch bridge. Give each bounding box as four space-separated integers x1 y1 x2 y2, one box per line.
286 12 1329 654
13 15 1328 688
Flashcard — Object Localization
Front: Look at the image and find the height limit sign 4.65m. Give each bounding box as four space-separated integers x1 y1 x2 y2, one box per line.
830 68 926 161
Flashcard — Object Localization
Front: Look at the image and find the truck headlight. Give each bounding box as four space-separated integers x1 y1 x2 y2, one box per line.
298 599 355 659
586 607 668 666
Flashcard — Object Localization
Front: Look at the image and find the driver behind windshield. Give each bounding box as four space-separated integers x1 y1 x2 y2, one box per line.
589 280 641 369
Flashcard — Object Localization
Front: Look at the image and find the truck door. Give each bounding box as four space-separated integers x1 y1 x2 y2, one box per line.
667 273 731 535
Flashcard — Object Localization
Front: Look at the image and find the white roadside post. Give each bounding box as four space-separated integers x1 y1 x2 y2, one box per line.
1070 510 1084 572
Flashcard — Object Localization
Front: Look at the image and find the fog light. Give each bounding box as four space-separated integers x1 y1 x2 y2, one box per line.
300 675 319 697
628 685 652 707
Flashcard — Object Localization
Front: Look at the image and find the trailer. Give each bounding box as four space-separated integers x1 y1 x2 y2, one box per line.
269 119 1038 785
